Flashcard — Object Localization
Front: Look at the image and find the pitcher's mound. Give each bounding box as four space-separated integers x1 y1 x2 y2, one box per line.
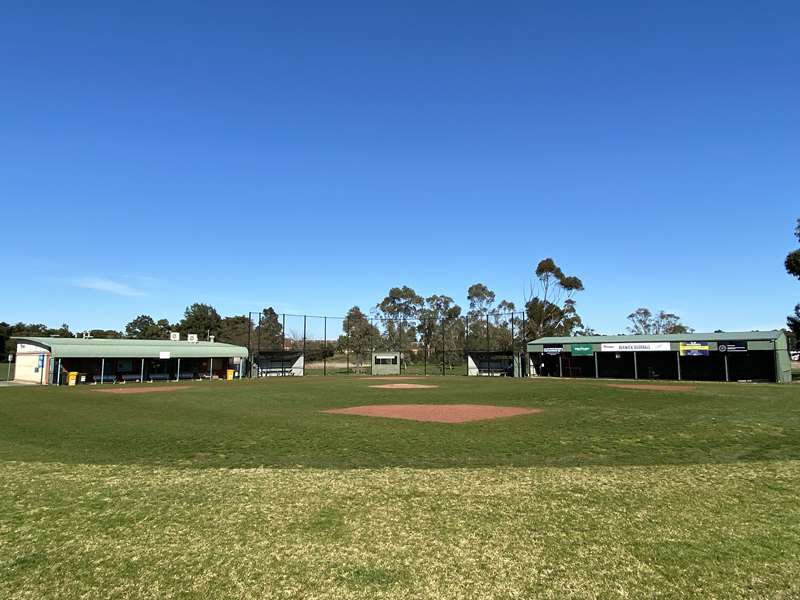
609 384 696 392
369 384 439 389
323 404 542 423
92 385 194 395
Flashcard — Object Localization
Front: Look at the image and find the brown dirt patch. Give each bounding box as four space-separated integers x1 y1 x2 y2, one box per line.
92 385 194 395
608 384 696 392
323 404 542 423
369 384 439 389
358 376 426 381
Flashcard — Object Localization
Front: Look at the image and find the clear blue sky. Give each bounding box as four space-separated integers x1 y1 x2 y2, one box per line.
2 1 798 334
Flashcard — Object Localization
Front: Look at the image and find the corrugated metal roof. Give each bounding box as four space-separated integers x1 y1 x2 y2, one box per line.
528 330 782 346
12 337 248 359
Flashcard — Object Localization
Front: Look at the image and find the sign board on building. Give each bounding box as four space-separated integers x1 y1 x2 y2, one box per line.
717 341 747 353
601 342 671 352
543 344 564 355
680 342 710 356
159 351 171 360
570 344 594 356
38 354 45 368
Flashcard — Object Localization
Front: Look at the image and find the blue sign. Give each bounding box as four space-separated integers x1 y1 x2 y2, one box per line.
38 354 45 368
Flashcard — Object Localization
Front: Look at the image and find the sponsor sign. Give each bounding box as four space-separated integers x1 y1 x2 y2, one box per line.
680 342 710 356
159 351 171 360
543 344 563 355
717 341 746 353
38 354 45 368
601 342 671 352
571 343 594 356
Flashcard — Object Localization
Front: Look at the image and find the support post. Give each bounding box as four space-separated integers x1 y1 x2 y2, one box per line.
302 315 307 376
247 311 252 364
346 317 350 375
176 358 181 382
510 313 515 376
594 352 599 378
141 358 145 383
633 351 638 380
323 317 327 377
209 357 213 380
257 312 262 355
486 313 490 352
100 358 105 385
558 354 563 378
238 358 243 380
57 358 62 385
441 317 446 376
399 319 403 375
282 314 286 350
676 352 682 381
724 354 729 382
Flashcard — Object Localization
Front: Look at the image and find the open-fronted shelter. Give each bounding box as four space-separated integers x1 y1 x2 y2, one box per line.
527 331 792 384
12 337 248 384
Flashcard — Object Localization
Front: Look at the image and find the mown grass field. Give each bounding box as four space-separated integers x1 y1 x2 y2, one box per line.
1 376 799 598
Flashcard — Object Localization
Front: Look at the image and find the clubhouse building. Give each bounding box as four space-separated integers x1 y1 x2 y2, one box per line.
12 337 248 385
527 330 793 384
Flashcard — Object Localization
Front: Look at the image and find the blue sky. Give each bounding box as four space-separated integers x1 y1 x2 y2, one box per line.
1 1 798 334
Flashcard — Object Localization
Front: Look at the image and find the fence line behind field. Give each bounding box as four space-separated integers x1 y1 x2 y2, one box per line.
244 310 531 377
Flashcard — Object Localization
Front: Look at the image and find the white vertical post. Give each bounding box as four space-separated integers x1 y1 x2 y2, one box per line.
558 354 563 377
238 359 243 380
209 358 213 380
100 358 105 385
676 352 682 381
724 354 729 382
57 358 62 385
594 352 599 378
140 358 145 383
176 358 181 382
633 351 638 380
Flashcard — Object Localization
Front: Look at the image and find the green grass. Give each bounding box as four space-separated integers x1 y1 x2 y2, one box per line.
0 362 12 381
1 377 799 598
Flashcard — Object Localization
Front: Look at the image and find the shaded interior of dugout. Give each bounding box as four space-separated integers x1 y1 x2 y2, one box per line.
54 357 234 383
531 350 777 382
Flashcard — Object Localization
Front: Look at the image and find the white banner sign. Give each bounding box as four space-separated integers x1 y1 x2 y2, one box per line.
159 351 171 359
601 342 671 352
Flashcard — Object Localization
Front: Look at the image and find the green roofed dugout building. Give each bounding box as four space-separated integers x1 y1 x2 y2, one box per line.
12 337 249 385
527 331 792 384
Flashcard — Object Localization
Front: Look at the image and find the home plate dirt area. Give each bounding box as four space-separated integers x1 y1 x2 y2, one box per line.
369 383 439 389
323 404 542 423
92 385 195 395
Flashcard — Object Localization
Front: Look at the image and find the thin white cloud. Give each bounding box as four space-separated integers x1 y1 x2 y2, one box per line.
72 277 146 297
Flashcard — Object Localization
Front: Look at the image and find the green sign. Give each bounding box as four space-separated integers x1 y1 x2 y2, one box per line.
571 344 594 356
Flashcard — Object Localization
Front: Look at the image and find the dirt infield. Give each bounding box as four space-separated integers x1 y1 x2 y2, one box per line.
92 385 194 395
358 376 426 381
323 404 542 423
608 384 696 392
369 384 439 389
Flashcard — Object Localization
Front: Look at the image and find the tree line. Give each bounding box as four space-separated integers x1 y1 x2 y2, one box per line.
2 256 700 358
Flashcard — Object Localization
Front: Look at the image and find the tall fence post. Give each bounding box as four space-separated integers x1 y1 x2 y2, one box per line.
346 317 350 375
302 315 307 376
441 317 446 375
323 316 327 376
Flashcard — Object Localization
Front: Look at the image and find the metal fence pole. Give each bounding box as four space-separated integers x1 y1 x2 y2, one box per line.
141 358 145 383
177 358 181 382
323 317 327 376
346 317 350 375
100 358 105 385
441 317 446 376
56 358 62 385
399 319 403 375
302 315 307 376
486 313 490 352
210 357 213 380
